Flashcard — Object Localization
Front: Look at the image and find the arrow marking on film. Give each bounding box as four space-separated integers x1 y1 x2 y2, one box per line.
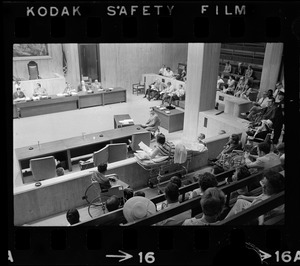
258 249 272 261
106 250 133 262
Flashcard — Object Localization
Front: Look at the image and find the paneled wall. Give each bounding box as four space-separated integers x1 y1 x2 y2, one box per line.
13 44 64 80
99 43 188 90
12 43 188 95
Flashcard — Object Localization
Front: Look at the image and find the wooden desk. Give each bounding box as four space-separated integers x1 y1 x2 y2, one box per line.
14 95 79 118
15 125 147 181
77 87 126 108
77 91 103 108
102 87 127 105
216 91 253 118
153 106 184 133
114 114 134 128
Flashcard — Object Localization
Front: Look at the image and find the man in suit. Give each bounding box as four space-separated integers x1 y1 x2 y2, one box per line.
141 108 160 137
77 80 90 92
13 82 26 101
33 83 48 97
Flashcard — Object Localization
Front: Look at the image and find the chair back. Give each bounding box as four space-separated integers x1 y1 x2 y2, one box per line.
130 131 151 151
27 61 39 80
30 156 56 181
108 143 128 163
93 145 109 167
174 143 187 164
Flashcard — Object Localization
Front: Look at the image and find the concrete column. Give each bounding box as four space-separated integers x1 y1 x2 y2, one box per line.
259 43 283 98
183 43 221 142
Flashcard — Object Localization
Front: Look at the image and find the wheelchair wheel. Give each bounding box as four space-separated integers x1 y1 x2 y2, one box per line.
83 183 102 205
88 197 105 218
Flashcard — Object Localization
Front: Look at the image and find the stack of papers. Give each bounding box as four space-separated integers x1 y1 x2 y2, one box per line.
119 119 134 125
159 107 166 110
138 141 152 153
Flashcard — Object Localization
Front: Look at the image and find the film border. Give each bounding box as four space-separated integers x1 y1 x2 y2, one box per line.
5 1 300 265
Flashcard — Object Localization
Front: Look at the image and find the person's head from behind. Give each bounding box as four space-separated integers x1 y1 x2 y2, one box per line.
200 187 225 221
97 163 108 174
106 195 120 212
124 187 134 201
164 182 179 204
198 172 218 194
66 208 80 225
278 91 284 101
56 167 65 176
260 170 285 196
198 133 206 142
230 134 240 145
134 191 146 197
257 142 271 156
166 67 171 71
170 175 182 188
123 196 156 223
156 133 166 145
267 89 273 98
233 166 251 182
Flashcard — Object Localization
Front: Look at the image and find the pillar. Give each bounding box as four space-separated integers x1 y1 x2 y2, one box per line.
183 43 221 142
63 43 81 89
259 43 283 98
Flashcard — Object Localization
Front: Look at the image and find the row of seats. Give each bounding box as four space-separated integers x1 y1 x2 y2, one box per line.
30 131 152 182
74 165 284 227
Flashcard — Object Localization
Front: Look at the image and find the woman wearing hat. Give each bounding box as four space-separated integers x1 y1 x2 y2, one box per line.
122 196 156 224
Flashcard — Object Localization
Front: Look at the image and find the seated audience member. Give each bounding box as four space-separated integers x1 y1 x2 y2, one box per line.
169 175 190 203
234 76 247 97
216 134 242 161
124 187 134 201
106 195 120 212
176 66 187 81
244 142 282 171
211 134 242 174
13 83 26 101
66 208 80 225
159 64 166 75
134 191 146 197
144 79 161 100
140 108 160 137
189 172 218 199
273 82 284 103
223 61 232 76
224 170 285 225
217 74 225 90
275 143 285 168
33 83 48 97
147 133 175 159
92 79 103 91
226 166 251 196
271 91 284 145
161 81 176 105
91 163 119 192
244 64 253 79
157 182 191 226
240 81 257 101
246 119 273 142
164 67 174 77
236 62 244 76
241 90 272 120
182 187 226 225
63 82 76 94
223 75 235 94
169 84 185 105
56 167 65 176
256 97 277 122
122 196 156 224
77 80 90 92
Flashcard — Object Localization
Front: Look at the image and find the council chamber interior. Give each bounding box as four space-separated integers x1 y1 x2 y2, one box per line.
13 43 285 226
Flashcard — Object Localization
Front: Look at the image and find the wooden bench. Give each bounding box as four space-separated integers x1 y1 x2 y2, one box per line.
74 169 235 227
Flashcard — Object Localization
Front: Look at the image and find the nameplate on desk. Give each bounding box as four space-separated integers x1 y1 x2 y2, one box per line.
119 119 134 125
